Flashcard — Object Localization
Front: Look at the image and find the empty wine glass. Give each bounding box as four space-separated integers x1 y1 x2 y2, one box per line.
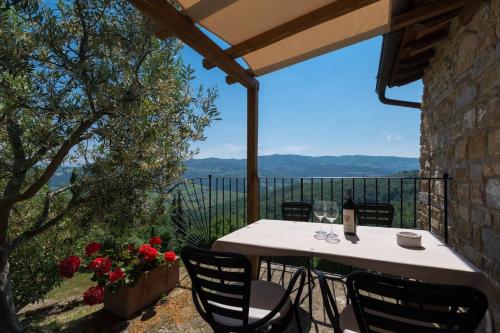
313 200 327 240
325 201 340 244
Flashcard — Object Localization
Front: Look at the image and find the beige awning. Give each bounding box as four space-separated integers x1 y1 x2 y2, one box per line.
176 0 393 76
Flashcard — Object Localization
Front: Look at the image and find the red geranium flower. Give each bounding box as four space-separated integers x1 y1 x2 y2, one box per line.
164 251 176 263
83 286 104 306
58 256 81 278
85 242 102 256
88 257 112 276
138 244 158 261
149 236 162 247
108 267 125 282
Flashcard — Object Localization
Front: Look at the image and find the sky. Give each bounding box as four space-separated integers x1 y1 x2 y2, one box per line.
182 35 423 159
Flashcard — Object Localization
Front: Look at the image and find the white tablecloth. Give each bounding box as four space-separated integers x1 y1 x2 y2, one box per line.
212 219 500 304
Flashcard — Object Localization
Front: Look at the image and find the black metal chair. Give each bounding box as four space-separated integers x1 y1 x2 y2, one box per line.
181 246 306 333
344 271 489 333
281 201 313 222
355 203 394 227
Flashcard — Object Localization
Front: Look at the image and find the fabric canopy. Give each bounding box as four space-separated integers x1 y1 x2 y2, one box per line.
176 0 393 76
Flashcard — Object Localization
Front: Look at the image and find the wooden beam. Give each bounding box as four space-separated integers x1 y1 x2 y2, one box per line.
405 29 448 53
391 0 467 31
202 0 379 67
226 69 254 85
129 0 258 89
247 87 259 224
399 49 436 66
154 27 172 39
225 76 237 85
398 49 435 70
410 10 458 32
202 58 215 70
460 0 482 25
391 71 424 87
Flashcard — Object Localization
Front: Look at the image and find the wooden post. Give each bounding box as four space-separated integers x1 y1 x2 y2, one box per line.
247 86 259 224
247 86 260 279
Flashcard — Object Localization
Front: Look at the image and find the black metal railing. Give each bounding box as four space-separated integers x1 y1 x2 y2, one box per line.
164 174 451 251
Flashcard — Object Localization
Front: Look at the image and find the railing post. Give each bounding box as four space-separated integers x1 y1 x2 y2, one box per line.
443 173 449 244
300 177 304 201
208 174 212 242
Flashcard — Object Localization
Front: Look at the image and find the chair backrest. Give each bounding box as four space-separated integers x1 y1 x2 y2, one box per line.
181 246 252 330
281 201 312 222
356 203 394 227
346 271 488 333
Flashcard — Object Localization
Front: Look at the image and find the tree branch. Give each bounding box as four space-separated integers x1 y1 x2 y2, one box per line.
8 190 82 253
32 185 74 229
9 115 100 203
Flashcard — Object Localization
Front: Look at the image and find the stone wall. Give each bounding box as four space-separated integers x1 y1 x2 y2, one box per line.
419 0 500 327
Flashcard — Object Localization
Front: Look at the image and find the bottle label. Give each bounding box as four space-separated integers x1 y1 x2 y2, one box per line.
343 209 356 234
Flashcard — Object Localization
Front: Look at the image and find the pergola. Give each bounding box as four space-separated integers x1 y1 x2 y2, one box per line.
130 0 475 223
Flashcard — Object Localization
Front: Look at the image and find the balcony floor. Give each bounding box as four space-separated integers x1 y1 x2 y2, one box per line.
21 263 345 332
159 264 345 333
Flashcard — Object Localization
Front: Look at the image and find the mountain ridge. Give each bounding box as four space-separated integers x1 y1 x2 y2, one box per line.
185 154 419 178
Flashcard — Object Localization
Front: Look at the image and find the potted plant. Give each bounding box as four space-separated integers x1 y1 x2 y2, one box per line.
57 236 179 317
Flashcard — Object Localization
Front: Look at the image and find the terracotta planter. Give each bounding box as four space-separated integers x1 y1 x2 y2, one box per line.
104 257 179 318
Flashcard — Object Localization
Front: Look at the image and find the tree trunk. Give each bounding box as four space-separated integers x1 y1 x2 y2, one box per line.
0 247 21 333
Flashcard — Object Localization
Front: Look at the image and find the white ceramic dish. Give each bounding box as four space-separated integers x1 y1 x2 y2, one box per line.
397 231 422 248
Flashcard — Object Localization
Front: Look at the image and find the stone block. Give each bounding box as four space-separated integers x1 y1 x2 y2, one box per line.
468 134 488 160
454 84 477 110
462 108 476 130
456 218 472 242
456 183 470 201
471 207 491 226
482 228 500 265
470 183 485 205
463 245 482 267
470 164 483 181
489 129 500 156
494 211 500 233
458 204 470 221
472 224 482 251
486 178 500 209
454 139 467 161
454 168 469 182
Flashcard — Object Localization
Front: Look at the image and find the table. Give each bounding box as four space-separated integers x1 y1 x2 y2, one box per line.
212 219 500 305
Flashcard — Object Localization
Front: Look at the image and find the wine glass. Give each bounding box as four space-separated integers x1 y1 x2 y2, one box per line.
313 200 327 240
325 201 340 244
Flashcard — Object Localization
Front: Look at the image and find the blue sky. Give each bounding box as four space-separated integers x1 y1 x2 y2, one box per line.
182 36 422 159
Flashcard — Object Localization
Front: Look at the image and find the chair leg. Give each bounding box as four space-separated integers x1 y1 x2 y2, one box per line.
307 266 313 319
294 306 303 333
267 258 272 281
280 264 286 286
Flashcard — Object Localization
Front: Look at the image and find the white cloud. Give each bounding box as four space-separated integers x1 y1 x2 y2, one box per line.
384 133 402 142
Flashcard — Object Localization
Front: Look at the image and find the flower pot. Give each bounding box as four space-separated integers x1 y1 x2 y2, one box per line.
103 257 179 318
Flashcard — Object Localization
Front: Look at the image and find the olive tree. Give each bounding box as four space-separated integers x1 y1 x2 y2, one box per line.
0 1 218 331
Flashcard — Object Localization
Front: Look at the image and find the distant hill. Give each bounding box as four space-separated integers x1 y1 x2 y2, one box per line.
185 154 419 178
50 155 419 188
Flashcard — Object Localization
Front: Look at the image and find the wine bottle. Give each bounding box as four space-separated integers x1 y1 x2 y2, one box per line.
343 189 356 235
